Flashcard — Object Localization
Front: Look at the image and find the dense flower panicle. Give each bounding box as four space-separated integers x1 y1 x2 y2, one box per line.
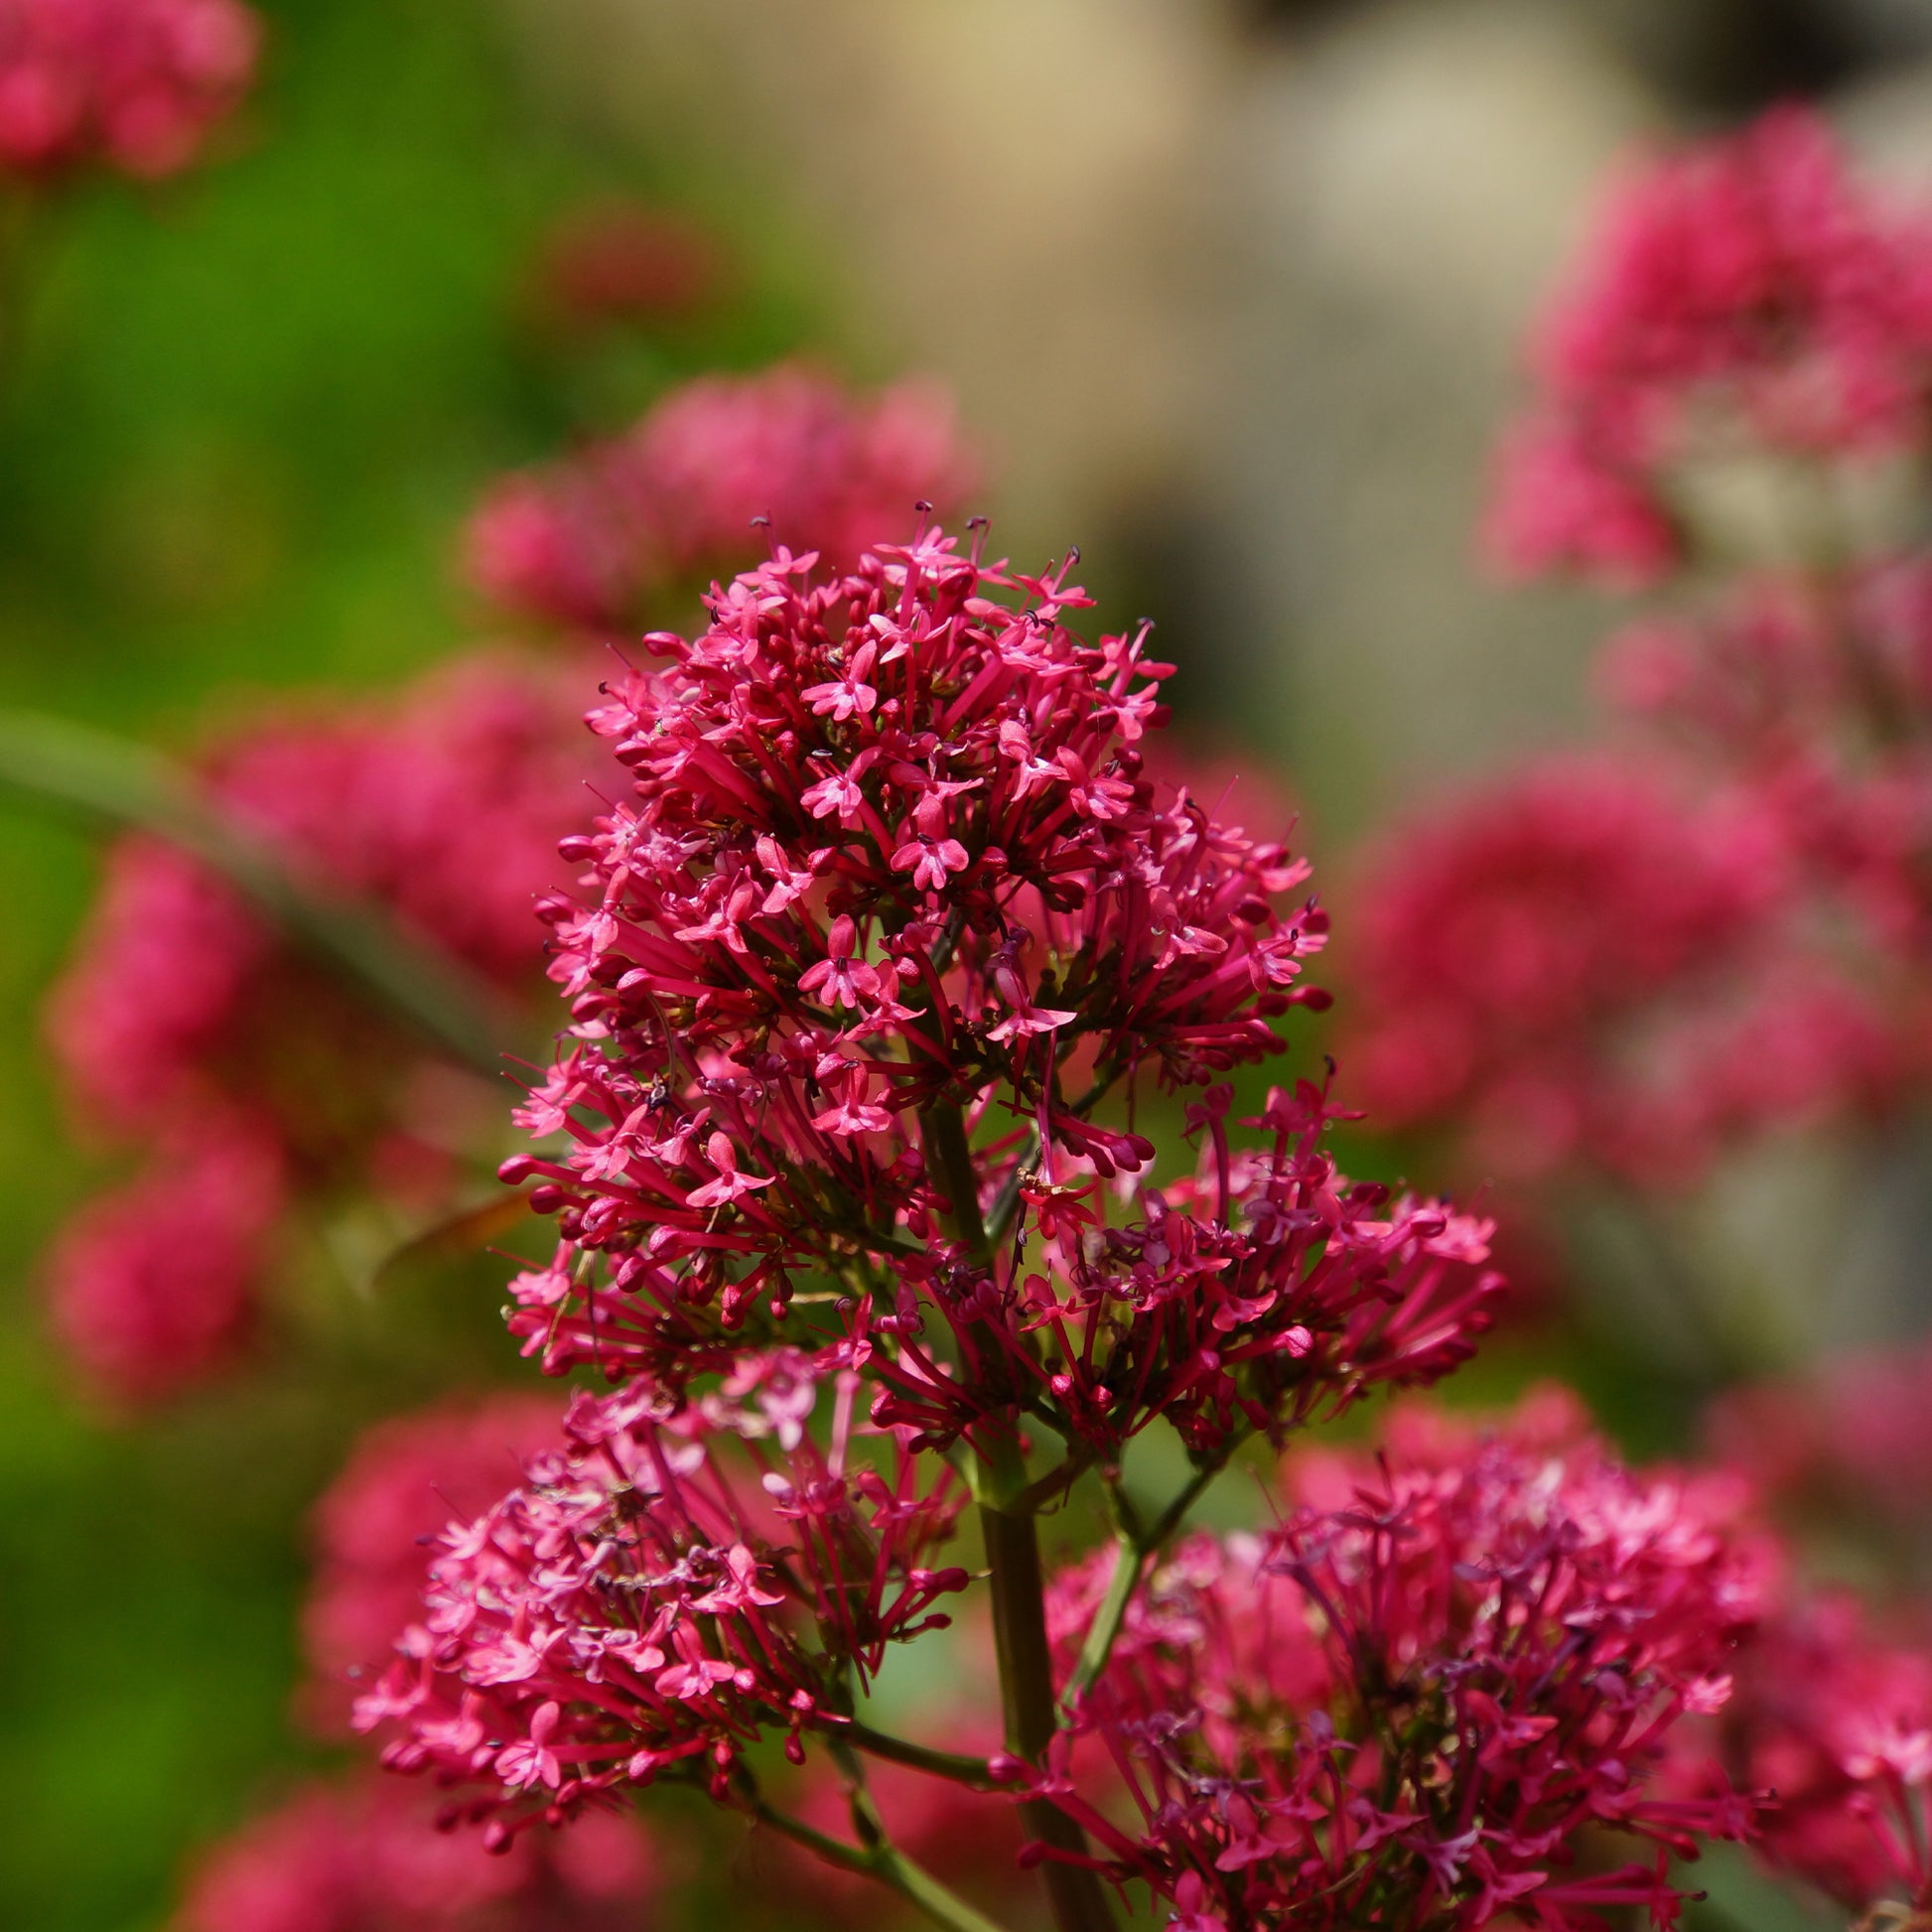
464 367 977 632
176 1769 657 1932
306 1392 574 1728
1338 757 1876 1186
1485 107 1932 585
489 529 1465 1468
355 1360 968 1842
1044 1398 1766 1932
44 1115 282 1408
0 0 259 180
1714 1592 1932 1915
42 652 598 1404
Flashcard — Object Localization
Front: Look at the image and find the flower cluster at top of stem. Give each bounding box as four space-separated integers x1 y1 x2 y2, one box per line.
1484 105 1932 588
465 366 977 635
499 525 1498 1466
0 0 261 182
1043 1394 1767 1932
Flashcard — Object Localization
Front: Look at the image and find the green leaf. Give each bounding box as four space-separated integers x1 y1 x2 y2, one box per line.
0 708 514 1078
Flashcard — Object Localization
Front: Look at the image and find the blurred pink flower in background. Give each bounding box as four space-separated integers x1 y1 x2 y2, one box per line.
464 366 979 632
0 0 260 181
176 1767 658 1932
42 651 599 1408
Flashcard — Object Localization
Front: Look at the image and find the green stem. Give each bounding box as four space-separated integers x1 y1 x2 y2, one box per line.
1063 1532 1142 1711
748 1794 1010 1932
982 1502 1118 1932
0 709 510 1077
1063 1458 1232 1712
846 1719 1000 1789
921 1097 1117 1932
919 1100 991 1262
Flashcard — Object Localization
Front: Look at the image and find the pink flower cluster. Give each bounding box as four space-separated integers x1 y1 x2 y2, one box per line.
1044 1396 1766 1932
1709 1334 1932 1542
1344 757 1902 1187
0 0 260 182
496 529 1494 1467
464 367 977 632
1485 106 1932 586
176 1767 657 1932
353 1359 967 1841
1715 1591 1932 1917
1350 111 1932 1195
43 652 596 1407
44 1113 281 1406
305 1391 571 1729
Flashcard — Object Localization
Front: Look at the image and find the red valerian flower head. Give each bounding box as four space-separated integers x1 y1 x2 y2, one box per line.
0 0 261 181
464 366 978 633
1484 106 1932 586
174 1766 657 1932
44 1112 282 1410
1337 754 1901 1188
1713 1591 1932 1916
355 1360 968 1844
305 1391 575 1731
498 530 1370 1463
1042 1395 1767 1932
40 652 598 1405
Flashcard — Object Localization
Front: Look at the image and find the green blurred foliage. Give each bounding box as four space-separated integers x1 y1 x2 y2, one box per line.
0 3 823 1925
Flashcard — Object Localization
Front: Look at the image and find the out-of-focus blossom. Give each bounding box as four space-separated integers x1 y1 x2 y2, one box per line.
44 1113 282 1409
1716 1591 1932 1916
525 199 721 334
41 651 597 1405
1484 107 1932 586
176 1768 657 1932
305 1391 571 1729
0 0 261 182
464 366 977 632
1710 1334 1932 1538
1339 756 1899 1187
1044 1395 1767 1932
